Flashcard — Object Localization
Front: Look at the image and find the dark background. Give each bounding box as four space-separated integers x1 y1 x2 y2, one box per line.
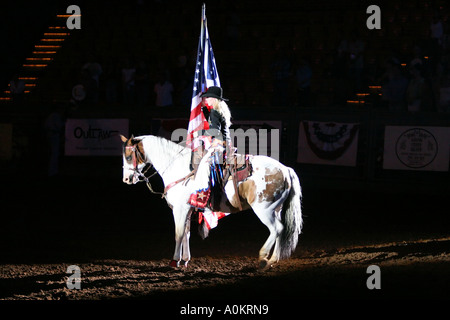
0 0 449 304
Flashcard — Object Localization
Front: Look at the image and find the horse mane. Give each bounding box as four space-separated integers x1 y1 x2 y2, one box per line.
140 135 191 167
153 135 187 151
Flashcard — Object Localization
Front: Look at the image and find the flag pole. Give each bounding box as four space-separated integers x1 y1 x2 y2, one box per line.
187 3 220 150
193 4 206 142
202 3 206 21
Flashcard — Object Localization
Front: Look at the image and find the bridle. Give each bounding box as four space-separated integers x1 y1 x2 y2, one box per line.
124 144 160 193
123 140 194 199
124 145 146 173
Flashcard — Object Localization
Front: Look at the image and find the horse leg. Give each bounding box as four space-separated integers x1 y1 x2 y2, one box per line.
266 205 286 266
267 238 281 266
170 205 190 267
180 208 193 267
252 205 283 270
258 228 277 270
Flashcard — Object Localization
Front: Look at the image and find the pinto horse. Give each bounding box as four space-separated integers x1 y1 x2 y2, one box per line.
120 134 303 270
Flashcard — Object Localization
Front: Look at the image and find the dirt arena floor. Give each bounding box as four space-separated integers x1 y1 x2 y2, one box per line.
1 170 449 314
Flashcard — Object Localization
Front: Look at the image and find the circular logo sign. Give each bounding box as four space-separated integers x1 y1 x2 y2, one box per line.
395 128 438 168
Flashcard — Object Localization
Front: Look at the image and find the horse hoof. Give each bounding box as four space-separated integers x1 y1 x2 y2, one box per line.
258 259 270 271
169 260 179 268
180 260 189 268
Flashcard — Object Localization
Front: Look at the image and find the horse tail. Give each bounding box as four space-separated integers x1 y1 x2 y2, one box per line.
279 167 303 260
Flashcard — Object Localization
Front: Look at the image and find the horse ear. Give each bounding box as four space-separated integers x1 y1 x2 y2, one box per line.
120 134 128 143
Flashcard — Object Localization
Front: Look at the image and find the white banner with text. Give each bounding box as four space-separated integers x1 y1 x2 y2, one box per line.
383 126 450 171
65 118 129 156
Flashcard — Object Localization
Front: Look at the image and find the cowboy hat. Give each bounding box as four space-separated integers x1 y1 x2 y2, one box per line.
200 86 228 101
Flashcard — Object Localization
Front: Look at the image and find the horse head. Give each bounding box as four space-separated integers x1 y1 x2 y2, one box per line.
120 134 147 185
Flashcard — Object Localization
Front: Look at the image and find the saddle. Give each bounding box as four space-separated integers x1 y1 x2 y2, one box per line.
189 148 252 211
190 148 252 183
223 153 252 183
211 151 252 211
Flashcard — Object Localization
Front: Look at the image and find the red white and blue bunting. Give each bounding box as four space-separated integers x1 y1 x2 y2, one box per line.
297 121 360 166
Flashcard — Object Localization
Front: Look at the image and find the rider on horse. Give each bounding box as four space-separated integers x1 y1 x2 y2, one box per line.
188 86 233 210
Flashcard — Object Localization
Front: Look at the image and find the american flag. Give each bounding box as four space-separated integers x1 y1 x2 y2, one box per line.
186 4 221 151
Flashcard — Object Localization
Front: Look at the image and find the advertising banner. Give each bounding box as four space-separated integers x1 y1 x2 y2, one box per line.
383 126 450 171
65 118 129 156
